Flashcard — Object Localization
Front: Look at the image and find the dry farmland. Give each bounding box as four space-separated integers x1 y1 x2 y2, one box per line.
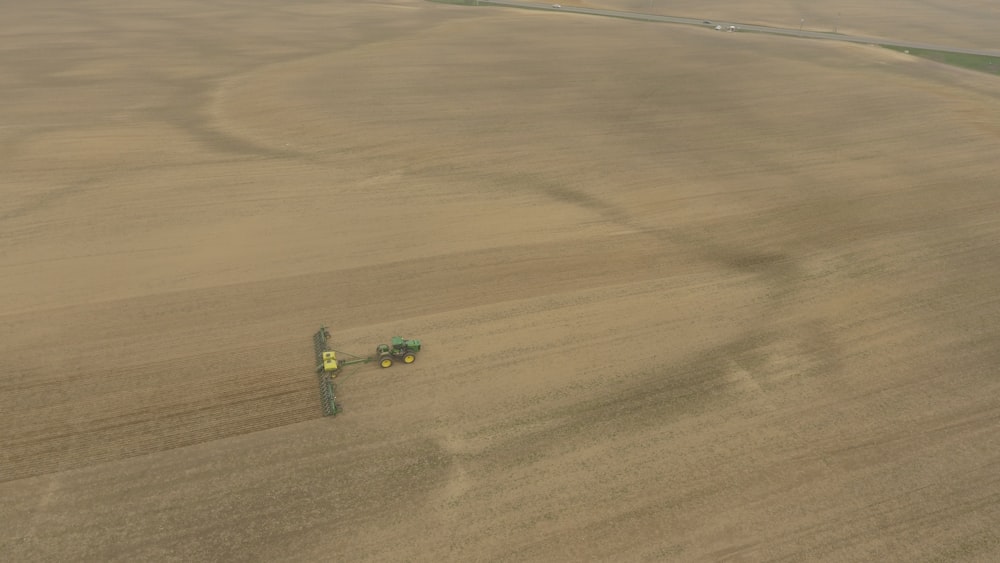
2 0 1000 560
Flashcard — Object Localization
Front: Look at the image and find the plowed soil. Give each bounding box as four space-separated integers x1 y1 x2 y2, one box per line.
2 1 1000 560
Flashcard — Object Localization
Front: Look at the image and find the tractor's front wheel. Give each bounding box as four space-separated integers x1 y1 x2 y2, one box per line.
403 352 416 364
379 355 393 368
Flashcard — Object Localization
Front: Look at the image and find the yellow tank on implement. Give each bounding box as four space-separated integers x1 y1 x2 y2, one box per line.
322 350 339 372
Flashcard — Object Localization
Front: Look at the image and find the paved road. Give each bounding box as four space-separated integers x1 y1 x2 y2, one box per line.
480 0 1000 57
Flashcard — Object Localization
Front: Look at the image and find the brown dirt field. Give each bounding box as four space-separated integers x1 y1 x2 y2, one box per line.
3 0 1000 560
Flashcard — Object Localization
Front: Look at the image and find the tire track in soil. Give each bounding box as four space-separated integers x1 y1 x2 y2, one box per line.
0 332 319 483
0 173 827 484
0 233 703 483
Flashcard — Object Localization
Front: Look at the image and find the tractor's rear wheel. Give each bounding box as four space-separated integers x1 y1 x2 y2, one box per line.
403 352 416 364
379 355 393 368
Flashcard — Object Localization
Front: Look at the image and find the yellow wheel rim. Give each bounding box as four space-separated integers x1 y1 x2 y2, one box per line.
404 355 415 363
381 359 392 368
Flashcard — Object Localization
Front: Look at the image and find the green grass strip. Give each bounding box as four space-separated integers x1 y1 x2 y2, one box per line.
883 46 1000 76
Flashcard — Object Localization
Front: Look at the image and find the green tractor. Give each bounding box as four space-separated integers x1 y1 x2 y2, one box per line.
377 336 421 368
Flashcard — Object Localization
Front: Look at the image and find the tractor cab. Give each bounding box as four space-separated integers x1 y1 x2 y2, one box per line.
376 336 422 368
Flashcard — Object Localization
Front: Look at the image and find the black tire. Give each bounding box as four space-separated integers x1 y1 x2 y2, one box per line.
379 354 393 368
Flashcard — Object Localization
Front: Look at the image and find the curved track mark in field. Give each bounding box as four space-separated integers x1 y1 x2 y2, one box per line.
149 78 305 159
507 170 799 280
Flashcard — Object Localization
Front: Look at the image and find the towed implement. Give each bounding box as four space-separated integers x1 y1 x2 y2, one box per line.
312 327 422 416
